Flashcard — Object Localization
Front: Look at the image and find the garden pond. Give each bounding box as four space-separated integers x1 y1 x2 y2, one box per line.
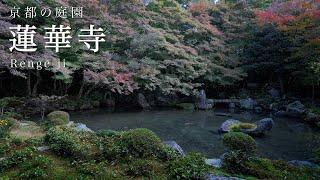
71 109 320 161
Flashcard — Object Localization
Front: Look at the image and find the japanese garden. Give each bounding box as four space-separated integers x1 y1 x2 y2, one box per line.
0 0 320 179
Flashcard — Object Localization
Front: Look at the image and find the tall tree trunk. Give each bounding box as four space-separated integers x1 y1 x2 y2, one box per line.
32 71 41 97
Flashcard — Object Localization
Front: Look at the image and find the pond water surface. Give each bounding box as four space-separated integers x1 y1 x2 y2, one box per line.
71 109 319 161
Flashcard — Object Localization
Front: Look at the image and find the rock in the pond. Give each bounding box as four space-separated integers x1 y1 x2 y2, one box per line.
288 160 318 169
219 118 274 136
219 119 241 133
286 101 305 115
205 174 242 180
239 98 257 110
36 146 50 152
163 141 185 156
247 118 274 136
205 158 222 168
137 93 151 110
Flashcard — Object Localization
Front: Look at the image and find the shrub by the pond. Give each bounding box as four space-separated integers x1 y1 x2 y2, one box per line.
166 152 209 179
222 132 257 154
120 128 163 158
124 158 161 177
245 158 320 179
222 132 257 174
45 126 100 159
47 111 70 125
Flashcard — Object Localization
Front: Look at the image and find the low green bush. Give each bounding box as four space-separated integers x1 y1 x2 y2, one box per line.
222 132 257 155
75 160 108 177
0 147 34 172
124 158 159 177
222 132 257 174
45 126 100 159
120 128 163 158
222 150 251 174
246 158 320 179
47 111 70 125
19 155 51 179
166 152 209 179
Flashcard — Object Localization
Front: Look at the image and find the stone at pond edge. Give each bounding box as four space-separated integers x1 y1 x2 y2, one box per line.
219 119 241 133
205 158 222 168
286 101 305 114
288 160 318 169
239 98 257 110
163 141 185 156
67 121 93 132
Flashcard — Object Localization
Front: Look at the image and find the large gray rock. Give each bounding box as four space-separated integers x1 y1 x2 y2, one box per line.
219 119 241 133
205 158 222 168
245 118 274 136
137 93 151 110
67 121 93 132
219 118 274 136
239 98 257 110
197 89 207 110
286 101 305 114
75 123 93 132
163 141 185 156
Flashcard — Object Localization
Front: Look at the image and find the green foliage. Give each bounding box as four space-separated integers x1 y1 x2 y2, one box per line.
245 158 320 179
166 152 209 179
119 128 163 158
230 123 257 132
124 158 160 177
45 126 100 159
222 132 257 154
0 118 16 138
47 111 70 126
19 155 52 178
222 132 257 174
